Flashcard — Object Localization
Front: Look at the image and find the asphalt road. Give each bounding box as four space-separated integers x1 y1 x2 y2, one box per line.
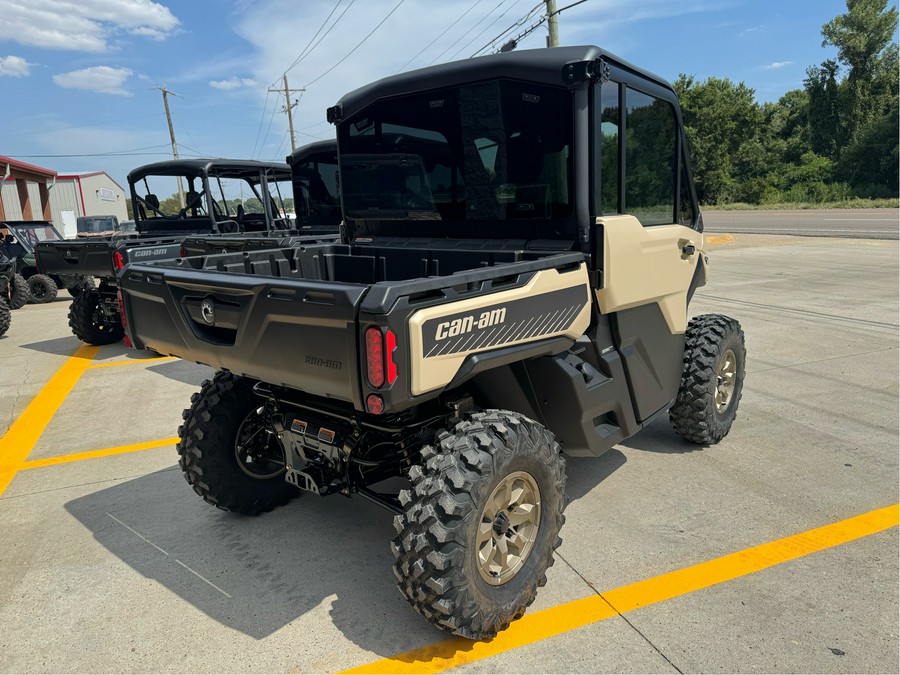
703 208 899 239
0 234 897 673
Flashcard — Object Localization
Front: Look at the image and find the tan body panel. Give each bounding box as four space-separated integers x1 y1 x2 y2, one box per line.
408 263 592 396
596 215 703 334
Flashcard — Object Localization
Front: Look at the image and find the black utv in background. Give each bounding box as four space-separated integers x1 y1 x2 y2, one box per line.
120 47 746 640
0 253 14 336
0 221 93 305
35 151 341 345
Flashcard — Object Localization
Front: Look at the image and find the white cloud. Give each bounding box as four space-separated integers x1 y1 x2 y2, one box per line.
224 0 733 158
759 61 794 70
0 0 179 52
53 65 134 95
0 55 32 77
210 77 258 91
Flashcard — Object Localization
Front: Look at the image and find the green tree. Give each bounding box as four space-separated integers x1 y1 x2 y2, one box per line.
816 0 899 194
675 75 763 204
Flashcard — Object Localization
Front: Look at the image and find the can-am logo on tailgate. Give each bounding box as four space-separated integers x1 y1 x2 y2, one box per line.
435 308 506 341
132 247 172 258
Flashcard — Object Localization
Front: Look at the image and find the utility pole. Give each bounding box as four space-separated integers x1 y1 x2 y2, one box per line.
546 0 559 48
157 85 185 208
268 74 305 154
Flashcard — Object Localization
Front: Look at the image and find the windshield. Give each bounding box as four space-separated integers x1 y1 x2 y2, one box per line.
10 224 61 249
133 173 209 222
78 217 117 233
292 151 341 226
338 79 573 229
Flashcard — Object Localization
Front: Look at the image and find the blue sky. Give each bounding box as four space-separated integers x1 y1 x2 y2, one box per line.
0 0 896 193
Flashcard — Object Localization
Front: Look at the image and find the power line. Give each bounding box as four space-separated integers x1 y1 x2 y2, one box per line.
304 0 406 88
447 0 524 61
280 0 345 78
279 0 358 84
272 129 291 161
495 0 589 53
249 90 272 160
0 113 167 141
396 0 482 72
428 0 512 65
470 1 543 57
255 100 280 160
8 145 172 158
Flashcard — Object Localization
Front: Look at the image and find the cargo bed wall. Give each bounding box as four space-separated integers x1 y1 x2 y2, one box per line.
162 240 567 286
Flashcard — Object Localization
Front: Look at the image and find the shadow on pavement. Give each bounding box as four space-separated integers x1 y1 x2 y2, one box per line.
565 449 627 502
64 468 447 656
20 335 83 356
618 415 707 454
147 360 214 386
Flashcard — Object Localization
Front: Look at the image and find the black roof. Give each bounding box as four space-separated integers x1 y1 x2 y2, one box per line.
332 45 675 122
128 158 290 183
286 139 336 166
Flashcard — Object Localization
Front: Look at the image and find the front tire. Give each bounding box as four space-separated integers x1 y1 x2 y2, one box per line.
0 299 10 337
27 274 58 303
669 314 746 444
178 370 296 515
68 290 124 345
8 273 29 309
392 410 566 639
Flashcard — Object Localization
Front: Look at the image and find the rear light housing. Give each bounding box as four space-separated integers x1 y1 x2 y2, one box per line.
112 251 125 271
365 326 398 390
116 290 127 329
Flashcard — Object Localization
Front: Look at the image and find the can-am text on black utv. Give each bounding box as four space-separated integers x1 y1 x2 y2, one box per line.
119 46 746 640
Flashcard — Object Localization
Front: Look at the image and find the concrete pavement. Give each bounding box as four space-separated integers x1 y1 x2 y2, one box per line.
0 233 897 673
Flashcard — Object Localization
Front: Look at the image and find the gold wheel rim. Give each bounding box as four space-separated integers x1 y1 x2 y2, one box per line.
476 471 541 586
715 348 737 413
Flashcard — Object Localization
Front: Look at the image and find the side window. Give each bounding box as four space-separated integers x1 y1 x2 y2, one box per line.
598 83 620 215
625 88 677 226
679 150 695 226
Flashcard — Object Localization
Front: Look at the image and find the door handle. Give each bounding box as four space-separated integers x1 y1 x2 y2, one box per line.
680 239 697 257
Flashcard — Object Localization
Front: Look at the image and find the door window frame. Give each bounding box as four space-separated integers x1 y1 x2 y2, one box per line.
590 71 700 231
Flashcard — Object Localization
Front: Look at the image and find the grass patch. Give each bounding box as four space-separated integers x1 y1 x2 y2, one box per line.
703 198 899 211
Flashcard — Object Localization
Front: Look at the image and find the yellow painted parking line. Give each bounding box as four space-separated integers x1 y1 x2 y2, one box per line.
19 437 179 470
344 503 899 674
0 344 99 496
706 234 736 244
87 356 175 369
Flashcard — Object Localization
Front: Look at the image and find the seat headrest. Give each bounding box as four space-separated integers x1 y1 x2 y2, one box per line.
145 194 160 209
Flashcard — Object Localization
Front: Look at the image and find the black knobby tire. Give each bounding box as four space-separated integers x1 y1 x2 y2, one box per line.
669 313 746 444
27 274 58 303
8 273 29 309
67 277 96 297
178 370 297 515
0 299 10 337
68 290 125 345
392 410 567 639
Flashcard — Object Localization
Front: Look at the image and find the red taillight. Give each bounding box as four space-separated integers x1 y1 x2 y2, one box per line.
365 326 384 388
117 290 127 329
385 329 397 385
179 245 187 257
113 251 125 271
366 394 384 415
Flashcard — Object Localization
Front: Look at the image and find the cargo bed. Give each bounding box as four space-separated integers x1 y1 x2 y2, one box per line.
120 239 584 409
